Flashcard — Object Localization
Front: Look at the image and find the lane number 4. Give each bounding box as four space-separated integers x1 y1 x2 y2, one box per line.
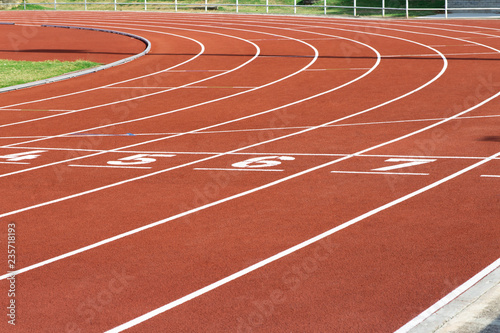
0 150 47 161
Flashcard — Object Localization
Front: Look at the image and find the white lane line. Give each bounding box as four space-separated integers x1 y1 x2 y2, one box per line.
167 69 226 72
0 109 74 112
69 164 152 170
304 68 371 71
0 136 58 139
383 52 499 58
394 258 500 333
194 168 283 172
480 174 500 178
104 86 255 89
0 161 29 165
428 44 480 47
248 38 338 41
330 171 429 176
105 151 500 333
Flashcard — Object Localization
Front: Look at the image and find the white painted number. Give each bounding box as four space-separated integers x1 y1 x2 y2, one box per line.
372 158 436 172
107 154 175 166
232 156 295 169
0 150 47 161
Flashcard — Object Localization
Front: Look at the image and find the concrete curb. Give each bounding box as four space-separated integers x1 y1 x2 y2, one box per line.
0 23 151 94
401 259 500 333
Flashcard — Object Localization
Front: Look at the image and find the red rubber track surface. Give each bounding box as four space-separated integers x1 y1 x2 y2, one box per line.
0 11 499 333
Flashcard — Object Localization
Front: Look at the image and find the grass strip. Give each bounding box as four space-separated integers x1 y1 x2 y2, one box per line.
0 59 101 88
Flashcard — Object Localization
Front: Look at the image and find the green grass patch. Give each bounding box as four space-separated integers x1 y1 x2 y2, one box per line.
9 3 50 10
0 59 101 88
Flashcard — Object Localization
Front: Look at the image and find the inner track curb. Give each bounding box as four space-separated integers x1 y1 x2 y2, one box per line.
0 23 151 94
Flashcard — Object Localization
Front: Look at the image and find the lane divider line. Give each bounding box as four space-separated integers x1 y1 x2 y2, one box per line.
193 167 283 172
330 171 429 176
68 164 152 169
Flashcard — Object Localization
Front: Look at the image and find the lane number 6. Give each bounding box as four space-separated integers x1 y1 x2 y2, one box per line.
232 156 295 169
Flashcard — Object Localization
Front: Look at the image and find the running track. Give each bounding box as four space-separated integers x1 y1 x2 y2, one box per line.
0 11 499 333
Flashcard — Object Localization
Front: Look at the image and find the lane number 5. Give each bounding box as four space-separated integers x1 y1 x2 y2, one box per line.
107 154 175 166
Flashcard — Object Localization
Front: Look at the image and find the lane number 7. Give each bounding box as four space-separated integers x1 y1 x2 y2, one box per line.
372 158 436 172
